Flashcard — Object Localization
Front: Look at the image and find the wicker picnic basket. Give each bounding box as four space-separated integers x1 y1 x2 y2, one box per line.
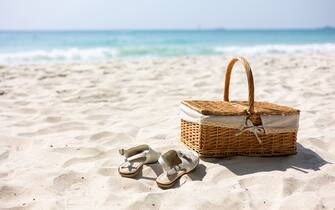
180 57 300 157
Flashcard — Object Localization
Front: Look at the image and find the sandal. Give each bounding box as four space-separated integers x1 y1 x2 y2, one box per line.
156 150 199 189
118 144 160 178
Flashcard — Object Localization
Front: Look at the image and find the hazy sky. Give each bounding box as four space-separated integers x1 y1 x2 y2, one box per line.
1 0 335 30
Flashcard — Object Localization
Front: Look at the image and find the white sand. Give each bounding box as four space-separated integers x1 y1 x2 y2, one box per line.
1 54 335 210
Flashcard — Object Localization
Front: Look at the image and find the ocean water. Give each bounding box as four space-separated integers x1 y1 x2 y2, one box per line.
1 29 335 64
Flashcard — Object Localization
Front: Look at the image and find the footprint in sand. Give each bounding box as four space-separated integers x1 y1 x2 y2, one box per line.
282 177 303 197
0 184 25 205
52 146 106 168
52 171 86 192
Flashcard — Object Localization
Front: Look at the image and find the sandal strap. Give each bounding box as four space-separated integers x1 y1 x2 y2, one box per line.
159 150 184 175
125 150 148 162
119 144 149 158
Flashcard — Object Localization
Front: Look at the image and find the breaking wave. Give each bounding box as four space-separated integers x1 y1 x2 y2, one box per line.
1 43 335 64
0 48 119 64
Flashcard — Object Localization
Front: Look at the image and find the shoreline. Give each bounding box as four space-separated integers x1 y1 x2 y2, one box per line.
1 51 335 66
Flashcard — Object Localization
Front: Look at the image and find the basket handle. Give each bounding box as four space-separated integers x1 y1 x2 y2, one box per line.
224 57 255 114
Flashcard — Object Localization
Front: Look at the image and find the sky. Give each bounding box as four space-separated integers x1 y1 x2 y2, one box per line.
1 0 335 30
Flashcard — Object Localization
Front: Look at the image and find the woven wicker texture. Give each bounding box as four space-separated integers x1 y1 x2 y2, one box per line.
181 120 297 157
180 57 299 157
182 100 299 116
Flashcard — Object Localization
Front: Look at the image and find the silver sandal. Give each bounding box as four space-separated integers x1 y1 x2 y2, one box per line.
156 150 199 189
118 144 160 178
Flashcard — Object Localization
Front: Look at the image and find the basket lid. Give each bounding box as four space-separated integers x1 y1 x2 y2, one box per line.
182 100 300 116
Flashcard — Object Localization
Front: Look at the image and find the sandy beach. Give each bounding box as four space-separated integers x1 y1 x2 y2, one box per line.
1 53 335 210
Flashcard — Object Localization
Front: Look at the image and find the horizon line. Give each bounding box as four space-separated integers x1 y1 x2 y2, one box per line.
0 26 334 32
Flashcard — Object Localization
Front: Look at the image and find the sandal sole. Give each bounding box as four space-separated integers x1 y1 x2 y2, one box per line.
118 165 143 178
156 165 197 189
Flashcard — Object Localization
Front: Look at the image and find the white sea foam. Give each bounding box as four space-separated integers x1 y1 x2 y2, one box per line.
1 43 335 64
0 48 119 64
213 43 335 55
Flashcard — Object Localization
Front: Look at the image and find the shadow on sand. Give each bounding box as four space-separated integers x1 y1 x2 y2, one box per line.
134 163 207 189
123 143 328 189
201 143 330 175
168 163 207 189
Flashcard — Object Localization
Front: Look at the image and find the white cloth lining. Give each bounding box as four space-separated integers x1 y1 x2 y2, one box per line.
180 104 299 134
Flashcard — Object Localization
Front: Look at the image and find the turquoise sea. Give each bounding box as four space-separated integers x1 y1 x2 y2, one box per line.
1 29 335 64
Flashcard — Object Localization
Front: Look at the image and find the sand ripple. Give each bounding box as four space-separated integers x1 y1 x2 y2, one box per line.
1 54 335 209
